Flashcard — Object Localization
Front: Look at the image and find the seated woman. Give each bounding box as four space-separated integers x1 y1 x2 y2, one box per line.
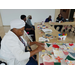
45 15 52 22
54 13 64 32
20 15 35 41
27 15 35 29
0 19 45 65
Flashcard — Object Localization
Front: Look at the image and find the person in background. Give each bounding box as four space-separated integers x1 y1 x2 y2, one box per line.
0 19 45 65
45 15 52 22
20 15 35 41
54 13 64 32
27 15 35 29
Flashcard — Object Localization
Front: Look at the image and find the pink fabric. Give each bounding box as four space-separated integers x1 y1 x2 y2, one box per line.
63 51 69 55
44 56 50 61
44 62 54 65
27 32 29 34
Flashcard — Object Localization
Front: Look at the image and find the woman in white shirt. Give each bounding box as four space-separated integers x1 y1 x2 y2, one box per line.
0 19 45 65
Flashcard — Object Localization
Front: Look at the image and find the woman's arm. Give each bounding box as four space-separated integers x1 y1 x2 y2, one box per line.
30 44 45 57
29 41 45 46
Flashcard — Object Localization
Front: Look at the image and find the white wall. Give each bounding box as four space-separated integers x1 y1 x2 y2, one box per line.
0 9 55 26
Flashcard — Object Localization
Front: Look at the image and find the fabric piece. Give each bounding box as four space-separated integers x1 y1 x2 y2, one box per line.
65 59 75 65
69 52 75 57
42 50 45 52
53 49 64 57
54 62 61 65
44 62 54 65
45 47 52 51
63 50 69 55
69 43 74 46
65 55 75 61
46 43 51 47
55 56 63 62
52 44 59 48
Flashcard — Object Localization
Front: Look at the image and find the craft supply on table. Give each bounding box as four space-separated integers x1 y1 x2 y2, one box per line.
50 35 53 39
65 59 75 65
74 48 75 50
67 47 70 49
59 45 67 50
65 55 75 60
42 29 52 33
52 44 59 48
42 50 45 52
39 43 75 65
46 43 51 47
39 37 49 42
69 43 74 46
55 56 63 62
42 25 45 29
58 33 67 41
43 55 56 62
63 50 69 55
53 49 64 57
69 52 75 57
45 46 53 51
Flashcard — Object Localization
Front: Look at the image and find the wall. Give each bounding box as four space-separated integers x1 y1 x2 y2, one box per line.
54 9 60 21
0 13 3 26
0 9 55 25
0 9 55 26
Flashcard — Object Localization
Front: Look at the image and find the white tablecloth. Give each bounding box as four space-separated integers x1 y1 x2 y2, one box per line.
39 43 75 65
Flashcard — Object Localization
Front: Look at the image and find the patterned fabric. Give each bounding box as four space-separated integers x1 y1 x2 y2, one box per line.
19 37 26 46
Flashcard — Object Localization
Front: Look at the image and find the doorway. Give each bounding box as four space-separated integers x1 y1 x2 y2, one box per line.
69 9 75 21
60 9 70 20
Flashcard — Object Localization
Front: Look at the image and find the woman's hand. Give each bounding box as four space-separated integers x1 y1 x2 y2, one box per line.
37 45 46 52
30 44 46 57
35 42 45 46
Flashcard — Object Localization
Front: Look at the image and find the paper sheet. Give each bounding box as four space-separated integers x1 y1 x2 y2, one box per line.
43 55 56 62
53 49 64 57
39 37 49 42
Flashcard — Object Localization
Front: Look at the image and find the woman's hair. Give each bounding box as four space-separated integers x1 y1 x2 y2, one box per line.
20 15 26 20
28 15 32 19
58 13 62 17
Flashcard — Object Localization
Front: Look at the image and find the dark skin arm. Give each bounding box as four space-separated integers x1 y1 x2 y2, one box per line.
30 44 45 57
29 41 45 46
27 41 45 57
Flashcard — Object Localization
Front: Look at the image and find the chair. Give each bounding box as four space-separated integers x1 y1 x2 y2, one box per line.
24 31 33 42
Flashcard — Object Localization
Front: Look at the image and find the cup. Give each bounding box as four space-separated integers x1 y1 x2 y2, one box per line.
58 36 62 41
62 36 66 40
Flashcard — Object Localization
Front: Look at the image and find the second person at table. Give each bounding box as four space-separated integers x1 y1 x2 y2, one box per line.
45 15 52 22
54 13 64 32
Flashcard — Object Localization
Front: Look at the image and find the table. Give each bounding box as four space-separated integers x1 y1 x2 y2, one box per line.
34 22 75 65
35 23 74 43
35 22 75 26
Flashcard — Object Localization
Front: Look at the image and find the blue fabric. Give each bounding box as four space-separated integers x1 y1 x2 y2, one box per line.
26 57 38 65
45 18 52 22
